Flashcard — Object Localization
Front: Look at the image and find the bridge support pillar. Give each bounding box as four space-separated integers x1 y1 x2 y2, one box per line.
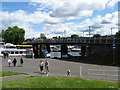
46 44 51 53
33 44 42 58
85 45 91 56
33 44 38 58
61 44 68 58
38 44 42 58
81 46 86 57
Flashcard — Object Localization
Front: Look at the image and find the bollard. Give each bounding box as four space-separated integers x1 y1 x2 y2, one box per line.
67 70 71 76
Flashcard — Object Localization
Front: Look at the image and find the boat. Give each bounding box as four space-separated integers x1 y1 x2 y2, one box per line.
0 43 27 57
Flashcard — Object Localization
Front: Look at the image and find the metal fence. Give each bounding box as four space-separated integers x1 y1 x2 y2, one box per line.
24 37 120 45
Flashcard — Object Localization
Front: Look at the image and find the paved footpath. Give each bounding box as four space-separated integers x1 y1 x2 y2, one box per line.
0 74 30 81
1 56 119 81
0 72 56 81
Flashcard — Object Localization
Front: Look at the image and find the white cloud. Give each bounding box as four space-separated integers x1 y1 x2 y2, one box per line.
1 0 119 38
41 11 118 37
107 0 119 8
31 0 118 20
0 10 62 38
26 11 61 24
0 10 38 38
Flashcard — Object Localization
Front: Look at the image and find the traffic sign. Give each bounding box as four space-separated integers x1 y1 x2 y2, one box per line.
113 43 116 48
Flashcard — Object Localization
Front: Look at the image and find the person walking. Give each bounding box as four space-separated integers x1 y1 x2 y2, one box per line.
6 51 9 58
20 58 24 67
8 58 12 67
12 58 17 67
3 52 6 58
45 61 49 76
39 60 44 74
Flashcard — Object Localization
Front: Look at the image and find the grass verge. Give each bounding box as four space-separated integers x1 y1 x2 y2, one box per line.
0 71 29 77
2 76 119 88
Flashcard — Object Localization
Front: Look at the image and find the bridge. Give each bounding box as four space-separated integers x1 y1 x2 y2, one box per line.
23 37 120 64
23 37 120 45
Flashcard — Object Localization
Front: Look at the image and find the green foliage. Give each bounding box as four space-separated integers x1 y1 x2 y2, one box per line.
1 26 25 44
40 33 46 39
115 31 120 37
2 76 119 88
71 34 79 38
93 34 101 38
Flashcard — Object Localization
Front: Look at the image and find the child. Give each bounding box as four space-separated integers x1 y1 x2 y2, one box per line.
8 58 12 67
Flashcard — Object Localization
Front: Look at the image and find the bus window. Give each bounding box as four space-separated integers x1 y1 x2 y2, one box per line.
11 51 14 54
1 51 4 54
15 51 18 54
20 51 23 54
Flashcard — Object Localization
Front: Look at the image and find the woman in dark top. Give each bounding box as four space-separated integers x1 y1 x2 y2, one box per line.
20 58 24 67
12 58 17 67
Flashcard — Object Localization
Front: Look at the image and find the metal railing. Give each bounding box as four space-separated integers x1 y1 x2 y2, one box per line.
23 37 120 45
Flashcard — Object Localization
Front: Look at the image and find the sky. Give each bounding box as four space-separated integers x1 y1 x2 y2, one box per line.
0 0 119 39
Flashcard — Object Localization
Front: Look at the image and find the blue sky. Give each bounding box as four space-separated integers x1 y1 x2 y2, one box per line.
0 0 119 38
2 2 37 13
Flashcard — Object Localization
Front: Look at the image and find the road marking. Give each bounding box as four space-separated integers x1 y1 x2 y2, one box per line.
80 66 82 77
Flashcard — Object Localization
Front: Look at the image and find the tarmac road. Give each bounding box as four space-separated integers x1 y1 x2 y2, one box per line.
1 56 119 81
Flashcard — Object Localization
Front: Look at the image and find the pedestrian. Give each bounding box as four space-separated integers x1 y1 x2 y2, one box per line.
12 58 17 67
6 51 9 58
39 60 44 74
45 61 49 76
7 58 12 67
20 58 24 67
3 52 6 58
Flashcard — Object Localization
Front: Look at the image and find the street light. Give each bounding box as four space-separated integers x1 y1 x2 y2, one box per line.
112 43 116 65
64 30 66 37
111 28 113 36
47 34 49 39
88 26 91 37
83 30 84 37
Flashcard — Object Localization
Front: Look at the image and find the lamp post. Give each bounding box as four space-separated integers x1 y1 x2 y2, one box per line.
47 34 49 39
111 28 113 36
112 43 116 65
64 30 66 37
83 30 84 37
88 26 91 37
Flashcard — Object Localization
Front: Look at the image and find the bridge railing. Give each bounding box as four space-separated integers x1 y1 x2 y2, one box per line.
23 37 120 44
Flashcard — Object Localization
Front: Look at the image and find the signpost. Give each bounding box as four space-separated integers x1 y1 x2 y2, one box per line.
42 49 48 62
112 43 116 65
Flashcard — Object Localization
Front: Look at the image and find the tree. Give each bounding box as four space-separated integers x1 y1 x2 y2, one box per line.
40 33 46 39
115 31 120 37
93 34 101 38
71 34 79 38
1 26 25 44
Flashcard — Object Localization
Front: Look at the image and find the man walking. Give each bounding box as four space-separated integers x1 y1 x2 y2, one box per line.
45 61 49 76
